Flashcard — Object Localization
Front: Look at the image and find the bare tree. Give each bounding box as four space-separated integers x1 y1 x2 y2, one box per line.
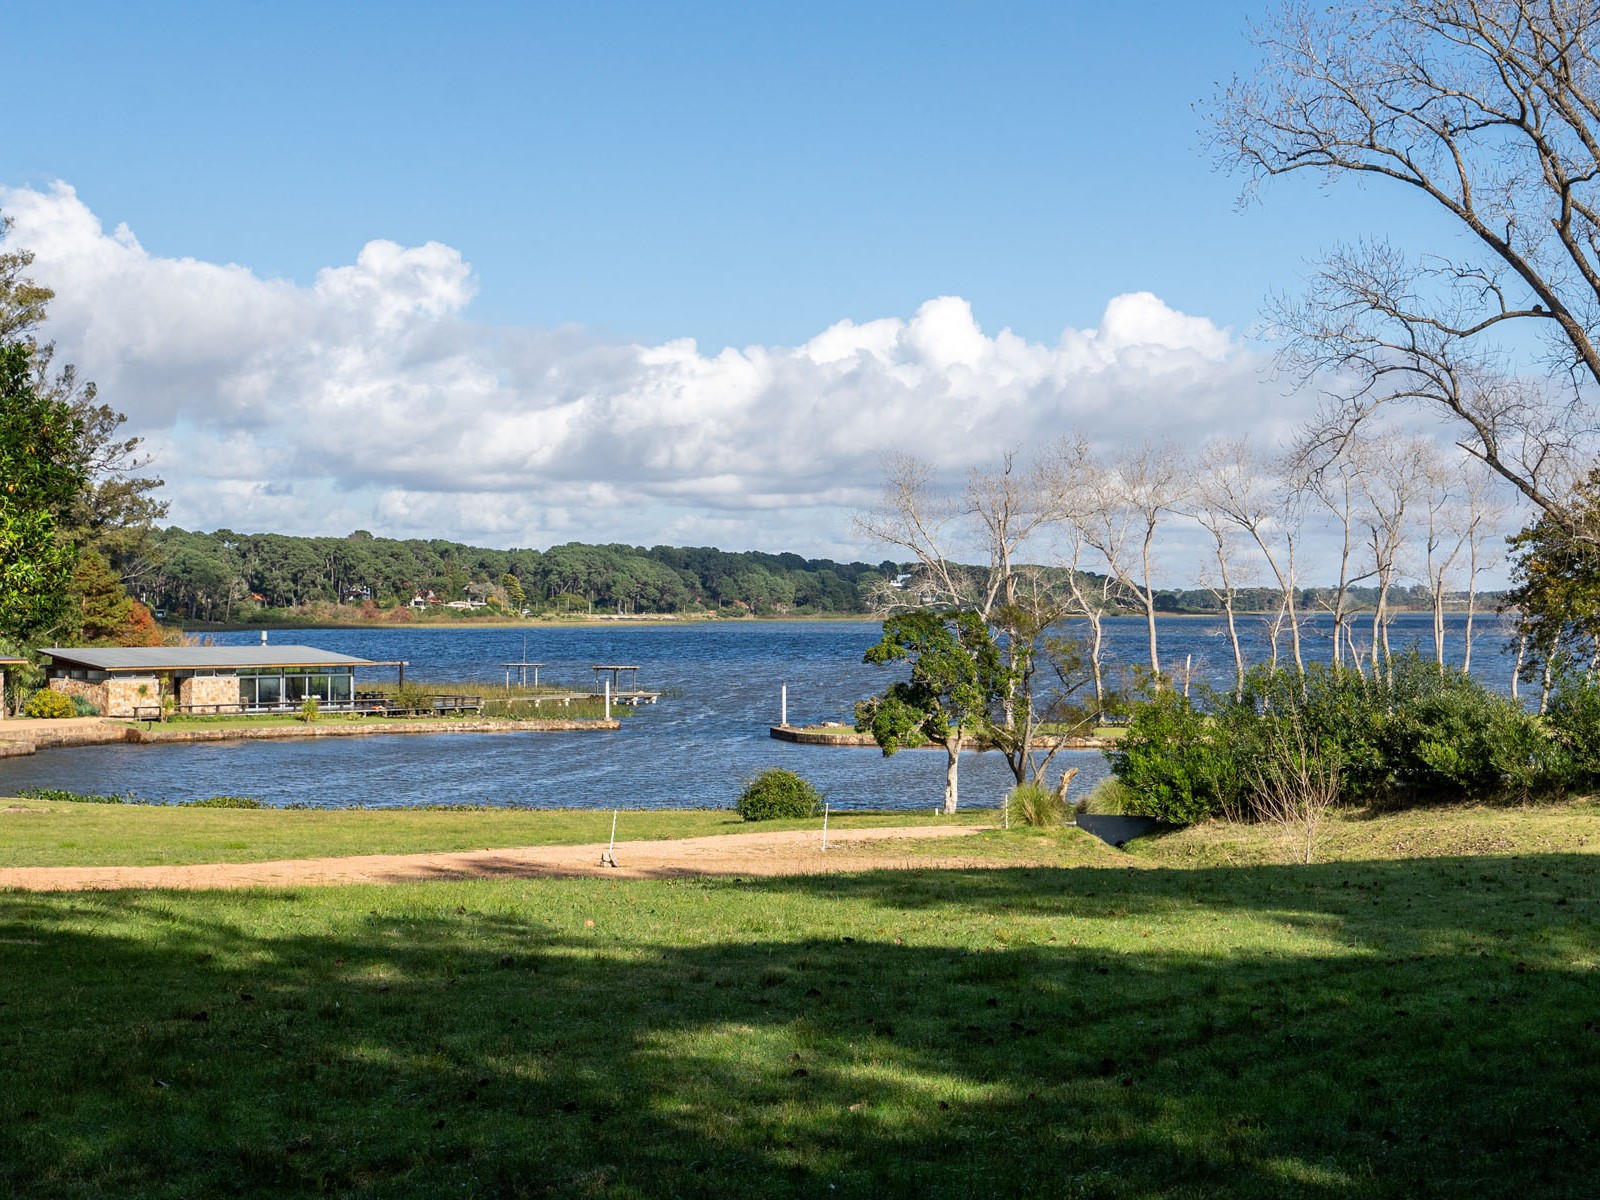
1192 441 1263 693
1420 445 1470 670
1072 442 1190 680
1215 1 1600 534
855 449 1086 790
856 454 971 613
1292 434 1376 668
1416 445 1510 672
1195 437 1306 674
1458 461 1509 675
1355 436 1431 677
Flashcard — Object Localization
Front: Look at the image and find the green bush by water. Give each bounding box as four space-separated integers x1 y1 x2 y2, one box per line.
735 768 823 821
19 787 131 805
1109 654 1575 821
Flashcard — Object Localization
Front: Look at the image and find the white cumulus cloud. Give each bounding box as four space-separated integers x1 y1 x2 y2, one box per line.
1 181 1291 559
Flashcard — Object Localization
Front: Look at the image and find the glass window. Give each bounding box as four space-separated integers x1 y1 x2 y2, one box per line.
256 676 282 706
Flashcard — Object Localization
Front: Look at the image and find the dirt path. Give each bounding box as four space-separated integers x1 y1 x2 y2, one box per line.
0 824 993 892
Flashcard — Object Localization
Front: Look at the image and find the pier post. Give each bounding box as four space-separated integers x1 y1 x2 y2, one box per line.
604 679 611 720
781 682 787 727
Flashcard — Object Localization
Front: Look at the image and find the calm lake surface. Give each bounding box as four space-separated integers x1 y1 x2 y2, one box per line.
0 613 1517 811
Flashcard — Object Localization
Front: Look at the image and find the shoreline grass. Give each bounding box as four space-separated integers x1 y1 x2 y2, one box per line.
2 806 1596 1197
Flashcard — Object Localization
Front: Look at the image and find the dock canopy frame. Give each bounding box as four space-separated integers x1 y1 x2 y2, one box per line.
592 664 641 691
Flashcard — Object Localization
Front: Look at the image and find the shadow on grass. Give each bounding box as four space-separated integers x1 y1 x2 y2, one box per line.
1 853 1596 1198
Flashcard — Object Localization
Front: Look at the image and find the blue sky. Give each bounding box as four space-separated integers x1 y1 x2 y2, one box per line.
1 2 1494 576
9 0 1386 348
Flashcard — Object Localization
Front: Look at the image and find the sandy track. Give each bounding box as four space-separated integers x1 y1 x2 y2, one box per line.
0 824 991 892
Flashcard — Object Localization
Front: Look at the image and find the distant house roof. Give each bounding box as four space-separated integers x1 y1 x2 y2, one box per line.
39 646 402 672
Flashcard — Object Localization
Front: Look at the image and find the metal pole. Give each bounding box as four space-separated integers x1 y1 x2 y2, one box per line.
821 802 830 852
781 682 788 727
604 679 611 720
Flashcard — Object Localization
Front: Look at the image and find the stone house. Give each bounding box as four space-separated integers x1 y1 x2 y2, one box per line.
39 646 400 718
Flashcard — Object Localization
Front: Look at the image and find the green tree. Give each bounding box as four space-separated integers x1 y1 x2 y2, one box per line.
501 572 526 612
1505 469 1600 689
3 210 167 598
0 343 85 642
855 610 1011 814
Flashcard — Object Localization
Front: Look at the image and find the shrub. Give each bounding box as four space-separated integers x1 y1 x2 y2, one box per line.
1130 655 1566 815
178 796 265 809
19 787 129 805
735 768 822 821
1005 780 1066 827
68 693 101 717
1542 673 1600 790
298 696 320 723
1106 690 1235 823
23 689 77 719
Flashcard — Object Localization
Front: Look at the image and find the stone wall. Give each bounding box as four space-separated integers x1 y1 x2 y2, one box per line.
181 674 241 713
52 676 165 718
49 677 108 714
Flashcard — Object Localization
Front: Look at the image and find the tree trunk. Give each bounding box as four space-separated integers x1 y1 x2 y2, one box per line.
942 735 961 814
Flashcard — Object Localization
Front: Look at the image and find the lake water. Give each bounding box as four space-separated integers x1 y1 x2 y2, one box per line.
0 612 1517 811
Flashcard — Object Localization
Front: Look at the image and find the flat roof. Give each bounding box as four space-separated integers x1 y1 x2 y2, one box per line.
40 646 405 672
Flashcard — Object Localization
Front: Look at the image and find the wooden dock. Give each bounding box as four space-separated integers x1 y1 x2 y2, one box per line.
494 691 660 709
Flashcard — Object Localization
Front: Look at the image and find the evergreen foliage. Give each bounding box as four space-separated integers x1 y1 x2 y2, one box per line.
1109 656 1569 822
142 527 897 620
734 768 822 821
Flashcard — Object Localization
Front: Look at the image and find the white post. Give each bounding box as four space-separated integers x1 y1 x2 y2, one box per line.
604 679 611 720
781 682 788 727
601 809 619 867
821 802 830 852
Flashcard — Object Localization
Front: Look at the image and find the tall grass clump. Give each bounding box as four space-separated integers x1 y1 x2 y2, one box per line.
1004 780 1067 827
735 768 822 821
1080 777 1134 815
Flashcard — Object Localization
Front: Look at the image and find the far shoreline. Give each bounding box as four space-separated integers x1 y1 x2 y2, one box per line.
178 606 1497 635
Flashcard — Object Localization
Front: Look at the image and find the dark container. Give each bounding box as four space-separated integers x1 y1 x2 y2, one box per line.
1073 813 1176 849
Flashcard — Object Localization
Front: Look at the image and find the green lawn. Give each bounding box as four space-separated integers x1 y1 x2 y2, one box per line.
0 799 990 868
1 805 1597 1198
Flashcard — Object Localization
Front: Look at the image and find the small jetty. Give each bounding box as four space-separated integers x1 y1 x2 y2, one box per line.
769 724 1111 750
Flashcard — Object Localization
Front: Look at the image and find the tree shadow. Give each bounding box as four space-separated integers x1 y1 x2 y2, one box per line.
1 853 1595 1198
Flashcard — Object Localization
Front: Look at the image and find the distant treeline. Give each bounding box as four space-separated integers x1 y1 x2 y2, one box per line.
142 528 898 620
138 528 1502 625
